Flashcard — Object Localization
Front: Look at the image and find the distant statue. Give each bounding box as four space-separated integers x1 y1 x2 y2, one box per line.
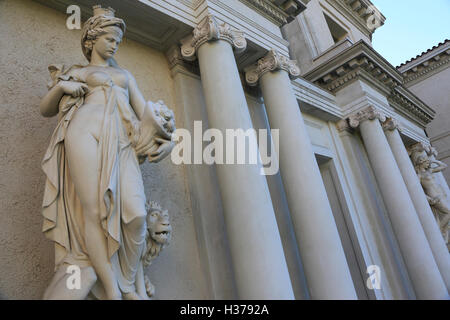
39 5 175 299
410 145 450 248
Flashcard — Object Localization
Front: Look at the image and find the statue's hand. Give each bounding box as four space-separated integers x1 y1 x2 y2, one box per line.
58 80 89 98
148 137 174 163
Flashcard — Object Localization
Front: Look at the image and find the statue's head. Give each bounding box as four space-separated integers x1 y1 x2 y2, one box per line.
81 5 126 62
413 151 431 169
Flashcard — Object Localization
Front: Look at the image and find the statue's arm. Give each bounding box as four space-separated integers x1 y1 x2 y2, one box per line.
39 84 65 117
125 70 146 120
39 80 89 117
431 159 448 173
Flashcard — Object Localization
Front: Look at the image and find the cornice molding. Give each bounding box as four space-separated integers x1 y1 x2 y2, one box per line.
388 86 435 126
398 39 449 70
304 40 403 94
245 49 300 86
401 53 450 86
348 106 386 128
304 40 435 126
326 0 385 39
239 0 309 26
180 14 247 61
398 40 450 86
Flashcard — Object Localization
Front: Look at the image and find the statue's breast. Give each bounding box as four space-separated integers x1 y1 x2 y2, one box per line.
84 69 129 89
86 71 113 87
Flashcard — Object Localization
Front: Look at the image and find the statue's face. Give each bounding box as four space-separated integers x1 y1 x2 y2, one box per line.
92 26 123 60
418 155 430 169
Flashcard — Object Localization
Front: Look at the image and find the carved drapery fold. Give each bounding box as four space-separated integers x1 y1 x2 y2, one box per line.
180 15 247 61
245 49 301 86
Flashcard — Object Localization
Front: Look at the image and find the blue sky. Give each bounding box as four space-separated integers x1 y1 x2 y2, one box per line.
371 0 450 67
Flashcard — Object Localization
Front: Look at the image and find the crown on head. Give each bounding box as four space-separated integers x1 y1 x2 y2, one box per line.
93 5 116 17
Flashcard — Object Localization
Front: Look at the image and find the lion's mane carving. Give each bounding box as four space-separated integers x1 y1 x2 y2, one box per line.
142 201 172 297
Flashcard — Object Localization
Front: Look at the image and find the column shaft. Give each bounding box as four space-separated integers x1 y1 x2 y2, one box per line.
259 69 357 299
197 40 294 299
385 128 450 291
359 119 448 299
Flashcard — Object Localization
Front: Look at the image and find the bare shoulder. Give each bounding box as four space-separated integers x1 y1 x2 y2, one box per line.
119 67 134 79
65 64 88 81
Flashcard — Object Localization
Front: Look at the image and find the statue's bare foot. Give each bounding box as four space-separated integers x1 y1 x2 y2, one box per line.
137 289 151 300
123 291 142 300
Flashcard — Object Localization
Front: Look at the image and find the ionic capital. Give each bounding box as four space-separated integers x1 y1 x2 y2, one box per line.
382 117 402 132
180 15 247 61
336 119 352 133
407 141 436 158
348 106 386 129
245 49 300 86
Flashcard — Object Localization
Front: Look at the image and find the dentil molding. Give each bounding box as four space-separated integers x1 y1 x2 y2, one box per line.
245 49 300 86
180 15 247 61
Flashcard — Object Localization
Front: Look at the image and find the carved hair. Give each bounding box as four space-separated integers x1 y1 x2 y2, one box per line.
81 5 126 61
411 150 429 168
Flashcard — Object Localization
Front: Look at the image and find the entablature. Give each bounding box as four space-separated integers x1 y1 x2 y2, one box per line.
303 40 434 128
291 78 342 121
240 0 310 26
34 0 308 69
388 86 435 128
304 40 402 94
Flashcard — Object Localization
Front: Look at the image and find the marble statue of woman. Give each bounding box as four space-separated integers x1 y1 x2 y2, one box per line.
412 150 450 245
38 5 175 299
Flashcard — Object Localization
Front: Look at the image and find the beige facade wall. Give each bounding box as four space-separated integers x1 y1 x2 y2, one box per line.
407 68 450 183
0 0 209 299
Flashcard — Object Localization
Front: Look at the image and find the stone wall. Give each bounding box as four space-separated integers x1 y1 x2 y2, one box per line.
0 0 208 299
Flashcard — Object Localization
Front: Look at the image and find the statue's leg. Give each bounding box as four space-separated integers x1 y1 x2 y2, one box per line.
434 200 450 228
43 265 66 299
135 263 151 300
119 150 147 300
43 265 97 300
65 130 121 300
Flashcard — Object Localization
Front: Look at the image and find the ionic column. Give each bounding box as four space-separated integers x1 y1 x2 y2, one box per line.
246 50 357 299
383 118 450 291
349 107 448 299
181 16 294 299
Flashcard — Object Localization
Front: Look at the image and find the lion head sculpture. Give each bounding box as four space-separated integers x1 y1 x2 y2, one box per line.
142 201 172 297
135 101 176 164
